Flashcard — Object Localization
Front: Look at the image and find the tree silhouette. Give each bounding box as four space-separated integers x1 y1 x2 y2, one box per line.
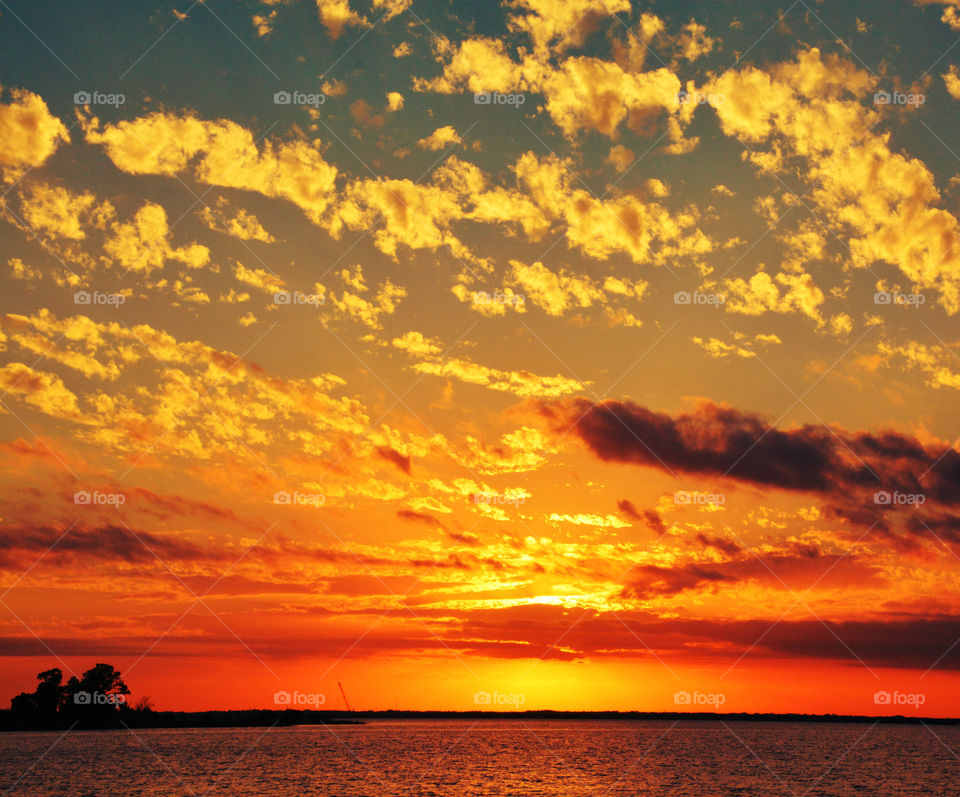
10 668 66 717
9 663 137 727
70 662 130 707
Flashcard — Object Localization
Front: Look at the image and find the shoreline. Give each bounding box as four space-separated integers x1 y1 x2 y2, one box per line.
1 709 956 732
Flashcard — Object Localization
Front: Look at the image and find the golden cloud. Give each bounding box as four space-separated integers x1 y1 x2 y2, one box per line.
723 269 825 325
84 112 339 224
104 202 210 274
707 48 960 313
199 198 275 243
417 125 462 151
506 0 631 55
19 182 108 240
315 0 368 38
0 87 69 180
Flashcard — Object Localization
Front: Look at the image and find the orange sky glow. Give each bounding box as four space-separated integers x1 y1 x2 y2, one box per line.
2 0 960 719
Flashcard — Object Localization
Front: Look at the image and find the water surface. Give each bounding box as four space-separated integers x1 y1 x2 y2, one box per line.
1 719 956 795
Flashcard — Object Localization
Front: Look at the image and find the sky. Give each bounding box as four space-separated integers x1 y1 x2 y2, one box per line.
2 0 960 717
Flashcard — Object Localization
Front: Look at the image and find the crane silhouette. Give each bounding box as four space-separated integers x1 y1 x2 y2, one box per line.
337 681 353 712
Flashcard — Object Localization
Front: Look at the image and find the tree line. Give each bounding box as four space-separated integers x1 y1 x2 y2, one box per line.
4 663 152 729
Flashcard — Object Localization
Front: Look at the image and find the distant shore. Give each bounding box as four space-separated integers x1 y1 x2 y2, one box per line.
1 708 956 731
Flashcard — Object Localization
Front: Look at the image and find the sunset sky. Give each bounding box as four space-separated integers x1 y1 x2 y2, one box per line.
3 0 960 717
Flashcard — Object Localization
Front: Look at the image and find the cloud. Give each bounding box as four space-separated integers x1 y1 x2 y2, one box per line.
606 144 634 172
414 37 524 95
723 269 825 324
707 48 960 313
460 427 552 474
506 0 630 54
0 362 83 421
105 202 210 274
396 508 445 529
506 260 648 324
539 56 679 139
546 512 631 528
508 260 604 316
84 112 339 225
0 310 370 459
412 356 586 399
0 87 69 180
617 499 642 520
252 10 277 36
233 262 284 295
691 337 756 359
18 182 107 240
414 25 698 146
692 333 782 359
315 0 368 38
331 276 406 330
915 0 960 30
417 125 461 151
378 447 412 474
199 198 275 242
0 523 212 569
944 65 960 99
85 111 710 269
619 543 883 599
328 158 486 262
876 340 960 390
350 98 385 128
511 152 713 266
544 397 960 519
394 335 587 398
373 0 411 21
392 331 443 357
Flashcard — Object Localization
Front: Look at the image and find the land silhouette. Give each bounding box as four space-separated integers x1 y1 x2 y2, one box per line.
1 663 361 730
3 663 958 731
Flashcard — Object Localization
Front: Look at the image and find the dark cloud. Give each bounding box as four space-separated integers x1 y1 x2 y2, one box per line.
695 533 742 556
620 563 736 599
618 545 884 599
549 398 959 495
378 446 412 475
617 500 666 535
617 499 641 520
0 524 211 568
544 398 960 542
396 509 444 529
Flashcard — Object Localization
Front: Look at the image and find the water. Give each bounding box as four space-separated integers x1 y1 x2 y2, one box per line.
0 720 956 795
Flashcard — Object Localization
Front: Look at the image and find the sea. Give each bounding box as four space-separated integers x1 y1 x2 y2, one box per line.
0 719 956 795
